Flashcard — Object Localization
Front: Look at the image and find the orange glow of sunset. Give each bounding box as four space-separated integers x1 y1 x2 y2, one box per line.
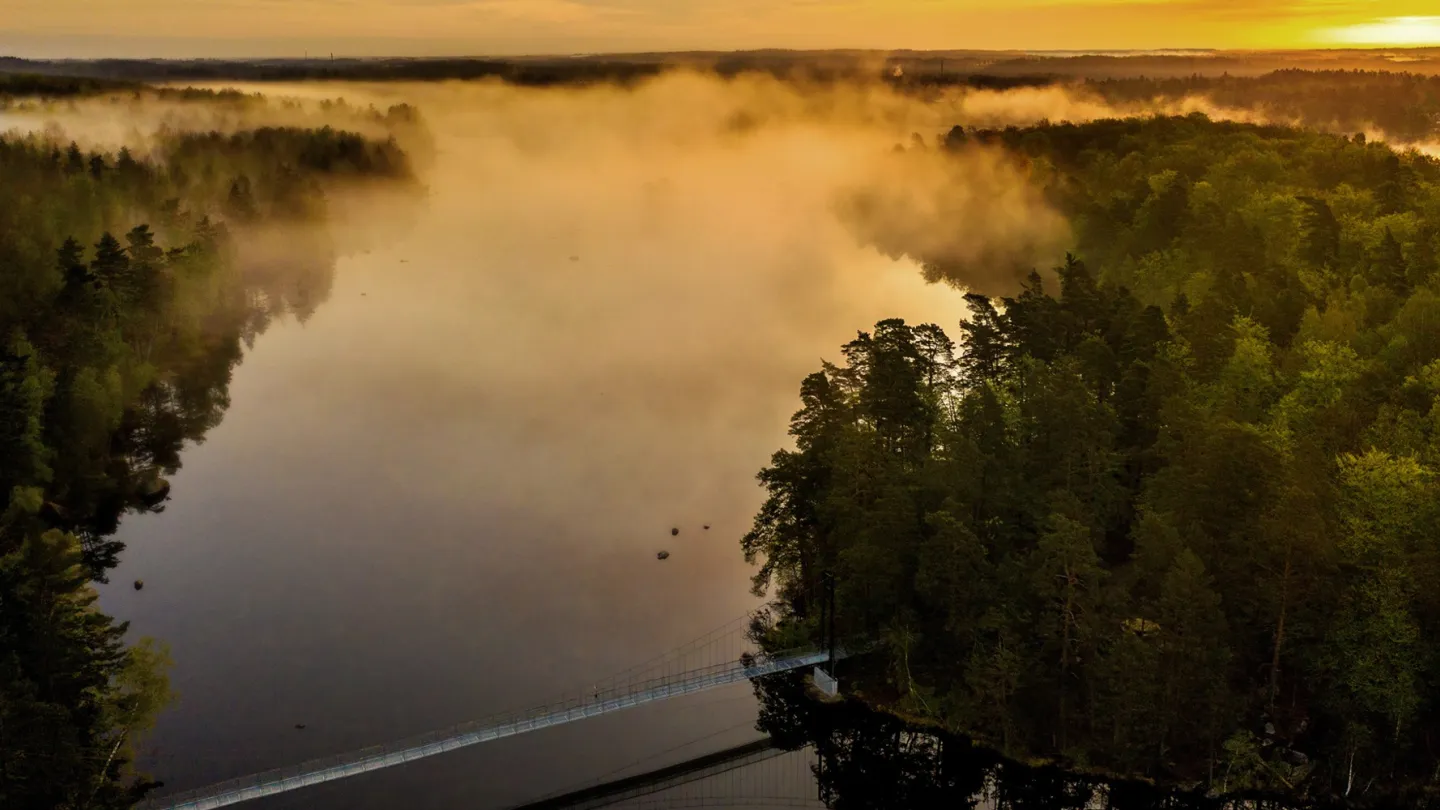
4 0 1440 57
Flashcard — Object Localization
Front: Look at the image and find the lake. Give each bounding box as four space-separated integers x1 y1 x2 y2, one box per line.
94 80 973 808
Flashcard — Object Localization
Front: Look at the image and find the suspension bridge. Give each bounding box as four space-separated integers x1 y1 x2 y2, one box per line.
140 616 844 810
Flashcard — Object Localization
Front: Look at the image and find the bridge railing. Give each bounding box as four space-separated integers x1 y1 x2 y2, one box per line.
142 645 826 810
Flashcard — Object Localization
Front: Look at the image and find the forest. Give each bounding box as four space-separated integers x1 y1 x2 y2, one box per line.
5 49 1440 85
0 73 140 98
1087 70 1440 144
0 103 418 808
746 114 1440 802
11 59 1440 807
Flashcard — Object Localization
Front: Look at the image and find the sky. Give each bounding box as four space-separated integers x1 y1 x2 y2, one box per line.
3 0 1440 58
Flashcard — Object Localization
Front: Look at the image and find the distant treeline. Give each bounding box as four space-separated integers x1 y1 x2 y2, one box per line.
0 56 670 86
1088 69 1440 143
7 48 1440 86
0 71 140 97
9 57 1440 147
890 68 1440 143
8 54 1440 128
0 121 414 809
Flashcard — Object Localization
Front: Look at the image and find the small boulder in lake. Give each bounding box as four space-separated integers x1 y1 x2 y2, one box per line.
703 524 710 530
657 550 670 560
133 579 144 591
295 723 307 730
569 256 580 262
671 527 679 536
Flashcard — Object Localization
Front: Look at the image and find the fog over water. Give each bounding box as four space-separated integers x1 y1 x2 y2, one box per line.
2 66 1406 806
41 70 1428 805
64 75 1049 807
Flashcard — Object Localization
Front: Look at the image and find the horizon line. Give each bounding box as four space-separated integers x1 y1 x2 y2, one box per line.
6 45 1440 64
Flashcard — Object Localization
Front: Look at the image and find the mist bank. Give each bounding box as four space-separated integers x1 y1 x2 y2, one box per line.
0 86 435 169
9 70 1440 298
12 56 1440 154
10 60 1440 809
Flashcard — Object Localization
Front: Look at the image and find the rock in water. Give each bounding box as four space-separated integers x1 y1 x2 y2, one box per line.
657 550 670 560
133 579 144 591
703 525 710 530
671 527 679 536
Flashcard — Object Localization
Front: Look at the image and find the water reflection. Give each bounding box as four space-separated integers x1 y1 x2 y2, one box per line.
523 672 1340 810
607 673 1372 810
57 225 340 581
96 81 978 808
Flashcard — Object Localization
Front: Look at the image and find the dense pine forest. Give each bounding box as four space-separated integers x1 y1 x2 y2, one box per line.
0 106 417 808
747 115 1440 801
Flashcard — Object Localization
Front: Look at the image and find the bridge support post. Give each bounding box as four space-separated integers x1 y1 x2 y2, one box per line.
826 570 836 671
812 666 838 697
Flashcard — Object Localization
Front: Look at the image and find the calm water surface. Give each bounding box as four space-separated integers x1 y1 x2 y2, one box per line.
94 95 970 808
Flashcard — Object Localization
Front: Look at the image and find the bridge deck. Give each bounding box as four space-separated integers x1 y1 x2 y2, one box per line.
147 651 829 810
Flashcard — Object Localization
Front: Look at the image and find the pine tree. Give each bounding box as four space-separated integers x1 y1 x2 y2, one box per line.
64 142 84 174
56 237 88 288
225 176 259 222
959 294 1010 386
1407 227 1438 287
1029 501 1107 747
0 531 131 808
90 233 129 286
1375 227 1408 291
0 338 53 500
1298 196 1340 269
1153 548 1232 762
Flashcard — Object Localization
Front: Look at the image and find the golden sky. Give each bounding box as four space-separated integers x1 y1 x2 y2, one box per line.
3 0 1440 57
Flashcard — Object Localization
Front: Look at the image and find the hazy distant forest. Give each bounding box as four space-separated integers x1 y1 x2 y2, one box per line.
7 55 1440 808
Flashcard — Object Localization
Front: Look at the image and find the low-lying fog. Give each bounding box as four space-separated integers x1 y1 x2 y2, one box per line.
76 74 1054 805
14 72 1429 805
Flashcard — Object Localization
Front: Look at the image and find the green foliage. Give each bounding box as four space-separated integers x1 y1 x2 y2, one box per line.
749 116 1440 798
0 530 164 810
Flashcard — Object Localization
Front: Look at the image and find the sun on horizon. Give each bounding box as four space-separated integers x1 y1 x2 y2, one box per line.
1326 16 1440 46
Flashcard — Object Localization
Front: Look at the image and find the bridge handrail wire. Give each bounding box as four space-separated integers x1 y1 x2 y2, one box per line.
586 615 752 683
598 799 823 810
574 615 763 708
140 644 829 810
